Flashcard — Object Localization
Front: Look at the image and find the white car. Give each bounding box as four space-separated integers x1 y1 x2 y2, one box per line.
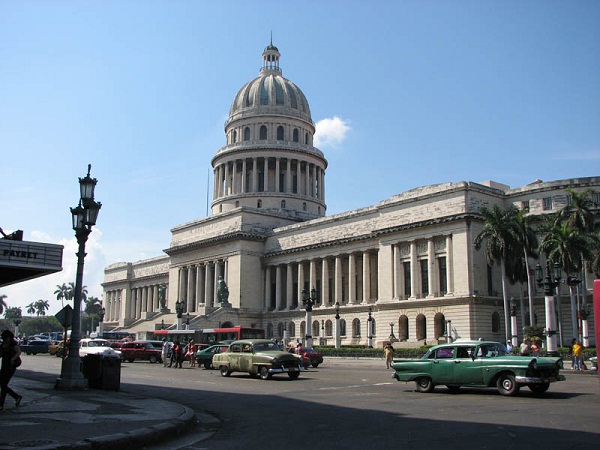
79 339 122 358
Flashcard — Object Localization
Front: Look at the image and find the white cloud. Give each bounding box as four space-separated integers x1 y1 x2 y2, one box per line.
314 116 351 149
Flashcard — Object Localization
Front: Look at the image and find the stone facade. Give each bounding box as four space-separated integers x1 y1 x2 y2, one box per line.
102 44 598 347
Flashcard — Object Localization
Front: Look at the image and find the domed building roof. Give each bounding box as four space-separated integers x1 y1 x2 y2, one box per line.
227 44 312 124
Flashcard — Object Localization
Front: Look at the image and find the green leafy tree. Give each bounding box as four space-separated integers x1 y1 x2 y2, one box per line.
84 296 102 334
34 299 50 317
474 205 519 343
3 306 22 321
54 283 69 308
26 302 36 315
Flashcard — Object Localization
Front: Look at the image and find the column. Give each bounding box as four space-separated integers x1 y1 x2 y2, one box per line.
335 255 343 304
393 244 401 299
322 258 329 305
141 287 147 313
446 235 454 294
348 253 356 304
275 158 280 192
320 167 325 202
362 251 371 304
213 167 218 199
428 239 436 298
135 288 142 318
309 259 317 304
153 285 159 311
241 158 247 194
410 241 418 299
214 261 222 304
296 160 302 194
275 265 282 310
205 263 213 308
297 262 305 305
224 163 230 196
305 163 310 197
187 265 195 312
263 157 269 192
286 263 294 310
286 159 292 194
265 266 272 310
252 157 258 192
196 265 205 305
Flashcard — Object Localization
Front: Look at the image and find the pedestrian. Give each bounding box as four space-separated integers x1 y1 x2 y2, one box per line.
572 340 583 371
1 329 23 411
173 340 184 368
520 338 530 356
170 340 180 368
531 340 540 356
186 339 196 367
568 338 576 369
384 342 395 369
161 338 170 367
506 341 513 354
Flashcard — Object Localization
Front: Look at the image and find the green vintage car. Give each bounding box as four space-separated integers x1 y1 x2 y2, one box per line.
392 340 565 396
212 339 304 380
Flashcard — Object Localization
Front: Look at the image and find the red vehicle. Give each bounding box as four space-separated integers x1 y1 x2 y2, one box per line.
153 326 264 346
298 347 324 368
120 341 162 363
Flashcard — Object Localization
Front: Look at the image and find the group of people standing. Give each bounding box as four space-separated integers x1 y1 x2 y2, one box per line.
161 339 196 368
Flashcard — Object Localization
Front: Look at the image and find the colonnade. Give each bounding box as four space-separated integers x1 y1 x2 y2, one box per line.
104 290 122 322
175 259 227 312
105 283 165 322
213 156 325 201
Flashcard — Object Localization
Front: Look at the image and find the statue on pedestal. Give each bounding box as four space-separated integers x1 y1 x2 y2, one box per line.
217 276 230 306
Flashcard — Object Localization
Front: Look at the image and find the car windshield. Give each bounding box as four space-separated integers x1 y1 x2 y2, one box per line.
88 340 109 347
253 342 282 352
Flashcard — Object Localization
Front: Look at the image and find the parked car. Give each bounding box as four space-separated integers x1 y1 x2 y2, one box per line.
392 340 565 396
212 339 304 380
196 343 230 369
48 341 62 356
79 339 122 358
21 340 51 355
589 356 598 370
120 341 163 363
138 340 164 350
297 347 324 368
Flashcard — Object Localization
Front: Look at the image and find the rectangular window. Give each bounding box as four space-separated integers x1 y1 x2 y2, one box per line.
487 265 493 296
403 261 411 297
420 259 429 296
592 192 600 206
542 197 553 211
521 200 529 211
438 257 447 295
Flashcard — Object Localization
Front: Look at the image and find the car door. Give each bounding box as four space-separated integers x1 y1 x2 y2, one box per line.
452 345 482 385
228 343 242 370
430 347 455 384
239 343 254 372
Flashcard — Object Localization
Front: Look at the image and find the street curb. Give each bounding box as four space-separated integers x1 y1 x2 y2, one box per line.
25 406 197 450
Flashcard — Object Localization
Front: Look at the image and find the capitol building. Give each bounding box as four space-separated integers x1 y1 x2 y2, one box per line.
102 42 598 347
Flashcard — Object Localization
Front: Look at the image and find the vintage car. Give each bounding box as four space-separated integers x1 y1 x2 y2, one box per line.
297 347 324 368
212 339 304 380
392 340 565 396
79 339 122 359
21 339 51 355
196 343 230 369
120 341 162 363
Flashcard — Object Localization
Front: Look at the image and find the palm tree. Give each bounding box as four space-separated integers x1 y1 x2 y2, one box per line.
0 294 7 315
560 188 596 234
67 282 88 302
26 302 36 315
3 306 22 321
589 230 600 278
35 299 50 316
84 296 102 334
54 283 69 308
510 207 539 326
474 205 519 343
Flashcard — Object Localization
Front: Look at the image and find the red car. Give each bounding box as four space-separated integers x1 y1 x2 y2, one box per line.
120 341 162 363
298 347 323 368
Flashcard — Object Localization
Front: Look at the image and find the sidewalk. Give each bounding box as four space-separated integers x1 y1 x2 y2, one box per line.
0 369 197 450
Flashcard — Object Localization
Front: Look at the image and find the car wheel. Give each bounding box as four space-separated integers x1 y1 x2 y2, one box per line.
496 373 520 396
415 377 434 393
219 365 231 377
312 363 319 368
528 383 550 394
446 385 461 393
26 351 31 355
149 356 157 364
204 361 211 370
288 371 300 379
259 366 271 380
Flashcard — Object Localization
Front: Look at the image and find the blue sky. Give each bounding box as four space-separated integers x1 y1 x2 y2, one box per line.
1 1 599 316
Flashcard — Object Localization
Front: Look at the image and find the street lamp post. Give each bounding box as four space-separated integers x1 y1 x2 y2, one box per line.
302 288 317 347
98 306 105 337
445 320 453 343
566 275 581 343
175 300 184 330
510 298 518 347
56 164 101 390
13 310 22 339
536 261 561 357
367 306 373 348
334 302 341 349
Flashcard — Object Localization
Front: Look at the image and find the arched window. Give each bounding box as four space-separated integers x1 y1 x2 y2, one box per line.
232 130 237 143
235 201 239 208
399 315 409 341
492 311 500 333
352 318 361 337
288 322 296 337
277 126 284 140
300 321 306 339
305 133 309 144
312 321 320 337
434 312 445 339
416 314 427 340
293 128 299 142
340 319 347 336
277 322 285 338
325 320 332 336
266 323 274 338
221 321 234 328
244 127 250 141
260 125 267 140
257 200 262 208
303 202 307 211
281 200 286 209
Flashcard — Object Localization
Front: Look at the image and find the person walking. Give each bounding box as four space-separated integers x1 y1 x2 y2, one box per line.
384 342 395 369
1 330 22 411
520 338 530 356
161 338 170 368
572 340 583 371
186 339 196 368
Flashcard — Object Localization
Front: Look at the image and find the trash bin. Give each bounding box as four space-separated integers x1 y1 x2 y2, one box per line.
82 353 121 391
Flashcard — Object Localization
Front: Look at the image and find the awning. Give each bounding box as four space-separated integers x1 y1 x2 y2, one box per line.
0 239 64 287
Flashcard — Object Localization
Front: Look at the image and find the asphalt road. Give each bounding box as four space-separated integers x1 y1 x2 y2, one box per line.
28 355 600 449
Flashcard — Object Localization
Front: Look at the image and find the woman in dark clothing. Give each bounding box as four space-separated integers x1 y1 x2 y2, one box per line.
1 329 22 410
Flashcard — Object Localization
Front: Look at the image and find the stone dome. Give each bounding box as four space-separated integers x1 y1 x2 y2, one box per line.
227 45 312 125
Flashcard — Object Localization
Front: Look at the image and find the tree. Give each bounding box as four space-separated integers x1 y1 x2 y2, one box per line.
560 188 596 234
34 299 50 316
84 296 102 334
54 283 69 308
26 302 36 315
0 294 7 315
3 306 22 321
474 205 519 343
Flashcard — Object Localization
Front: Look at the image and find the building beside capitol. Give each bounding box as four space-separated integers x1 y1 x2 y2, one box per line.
102 42 598 347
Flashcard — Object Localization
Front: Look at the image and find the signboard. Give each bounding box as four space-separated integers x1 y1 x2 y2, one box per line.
55 305 74 328
0 239 63 287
